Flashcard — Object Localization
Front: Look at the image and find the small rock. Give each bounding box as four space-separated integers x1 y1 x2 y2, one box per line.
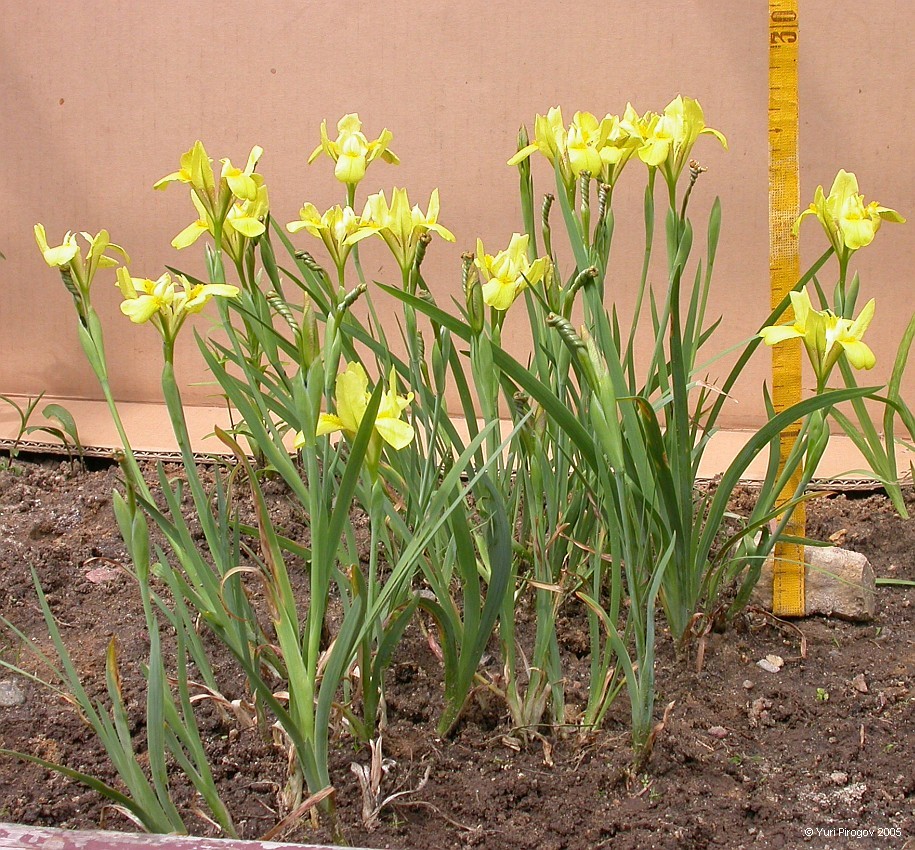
851 674 869 694
828 529 847 546
85 565 121 584
750 546 875 621
831 771 849 786
0 679 25 707
757 655 784 674
742 680 755 690
708 725 728 739
748 697 773 728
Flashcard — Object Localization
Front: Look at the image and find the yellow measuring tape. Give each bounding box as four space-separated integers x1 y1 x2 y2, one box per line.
768 1 805 616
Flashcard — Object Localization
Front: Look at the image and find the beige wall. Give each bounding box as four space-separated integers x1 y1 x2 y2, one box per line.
2 1 914 443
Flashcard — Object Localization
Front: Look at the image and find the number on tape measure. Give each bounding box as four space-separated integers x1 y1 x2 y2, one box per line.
770 7 797 43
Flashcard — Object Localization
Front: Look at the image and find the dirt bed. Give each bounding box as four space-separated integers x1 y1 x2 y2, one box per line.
0 456 912 850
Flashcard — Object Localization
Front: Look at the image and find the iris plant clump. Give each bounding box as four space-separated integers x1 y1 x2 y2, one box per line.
6 95 910 837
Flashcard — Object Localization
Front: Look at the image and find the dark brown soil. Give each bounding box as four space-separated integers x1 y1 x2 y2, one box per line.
0 455 912 850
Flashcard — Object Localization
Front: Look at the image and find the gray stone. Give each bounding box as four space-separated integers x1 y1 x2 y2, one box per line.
750 546 875 621
0 678 26 707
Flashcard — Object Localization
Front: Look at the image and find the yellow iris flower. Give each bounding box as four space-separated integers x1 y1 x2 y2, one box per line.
171 177 269 263
308 113 399 185
759 288 876 382
116 267 238 341
154 140 216 195
34 226 129 301
296 362 414 472
508 107 567 172
156 141 268 261
34 225 79 267
598 104 645 187
220 145 264 202
565 111 608 179
348 188 455 276
286 203 368 273
638 96 727 187
794 169 904 256
474 233 549 312
225 179 269 239
509 108 618 184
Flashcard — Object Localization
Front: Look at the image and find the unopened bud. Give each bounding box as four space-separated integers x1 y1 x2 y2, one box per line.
295 250 329 278
563 267 599 317
546 313 585 351
414 231 433 272
301 297 320 367
338 282 367 315
463 252 484 335
596 182 611 228
541 193 555 259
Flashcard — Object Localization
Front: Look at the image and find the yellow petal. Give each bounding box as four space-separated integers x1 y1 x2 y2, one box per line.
700 126 728 149
334 152 367 184
153 170 182 190
225 169 258 201
840 217 877 251
507 142 540 166
481 278 516 311
842 339 876 370
172 220 209 249
877 206 905 224
34 224 79 267
374 417 414 450
848 298 876 338
792 205 818 236
115 266 138 298
228 216 266 238
316 413 346 436
759 325 803 346
334 362 370 433
120 294 161 324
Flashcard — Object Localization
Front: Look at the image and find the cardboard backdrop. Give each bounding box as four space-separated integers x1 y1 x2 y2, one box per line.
2 1 914 464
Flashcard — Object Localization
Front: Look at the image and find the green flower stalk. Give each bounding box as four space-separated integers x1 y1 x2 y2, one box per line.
296 361 416 736
789 170 912 517
33 225 146 494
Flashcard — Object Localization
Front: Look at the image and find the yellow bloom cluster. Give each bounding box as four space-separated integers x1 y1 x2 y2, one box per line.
116 268 239 342
288 188 455 279
508 96 727 189
34 225 128 290
474 233 549 312
155 141 269 263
